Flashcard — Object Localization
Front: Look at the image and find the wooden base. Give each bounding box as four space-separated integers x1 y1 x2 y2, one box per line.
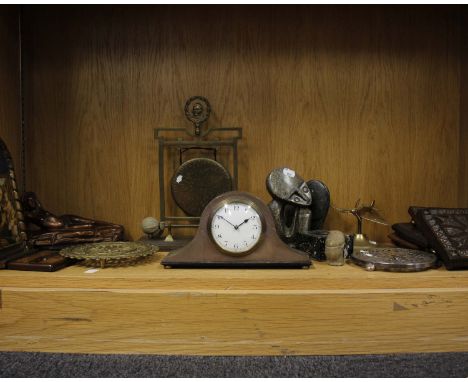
139 237 193 252
1 252 468 355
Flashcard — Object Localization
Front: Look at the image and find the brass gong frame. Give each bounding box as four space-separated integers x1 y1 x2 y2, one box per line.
154 96 242 231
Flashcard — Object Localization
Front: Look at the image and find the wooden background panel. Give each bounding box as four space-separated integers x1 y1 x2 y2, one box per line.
0 6 21 183
460 8 468 207
24 5 462 241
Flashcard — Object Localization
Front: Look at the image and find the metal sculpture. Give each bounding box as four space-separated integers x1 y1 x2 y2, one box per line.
22 192 124 248
333 198 388 248
266 167 330 243
0 138 29 267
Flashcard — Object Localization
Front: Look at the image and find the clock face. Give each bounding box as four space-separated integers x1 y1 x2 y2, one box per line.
210 201 263 255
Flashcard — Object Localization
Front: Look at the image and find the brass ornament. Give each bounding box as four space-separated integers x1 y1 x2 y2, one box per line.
0 139 28 246
153 96 241 246
60 241 158 268
170 158 232 217
22 192 124 248
184 96 211 136
0 138 30 268
350 247 438 272
333 198 388 248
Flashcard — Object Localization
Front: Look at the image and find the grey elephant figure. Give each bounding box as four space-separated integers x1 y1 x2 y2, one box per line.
266 168 330 243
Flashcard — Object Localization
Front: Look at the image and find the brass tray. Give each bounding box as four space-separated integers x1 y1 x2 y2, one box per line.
350 247 438 272
60 241 158 268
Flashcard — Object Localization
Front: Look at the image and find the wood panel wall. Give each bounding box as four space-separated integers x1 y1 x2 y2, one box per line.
460 8 468 207
24 5 463 241
0 6 21 184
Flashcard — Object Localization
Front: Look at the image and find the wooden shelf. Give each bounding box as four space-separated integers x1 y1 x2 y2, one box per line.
0 5 466 358
1 252 468 355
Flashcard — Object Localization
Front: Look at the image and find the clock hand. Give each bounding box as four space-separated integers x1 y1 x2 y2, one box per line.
217 215 238 230
235 218 251 229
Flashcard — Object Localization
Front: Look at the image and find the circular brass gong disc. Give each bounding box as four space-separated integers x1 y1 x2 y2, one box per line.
171 158 232 217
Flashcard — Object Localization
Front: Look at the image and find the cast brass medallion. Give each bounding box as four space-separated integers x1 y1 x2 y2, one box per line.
60 241 158 268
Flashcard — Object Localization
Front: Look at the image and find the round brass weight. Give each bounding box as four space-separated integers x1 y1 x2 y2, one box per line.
171 158 232 217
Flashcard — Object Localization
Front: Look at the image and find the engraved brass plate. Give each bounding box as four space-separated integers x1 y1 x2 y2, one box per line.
60 241 158 268
350 247 438 272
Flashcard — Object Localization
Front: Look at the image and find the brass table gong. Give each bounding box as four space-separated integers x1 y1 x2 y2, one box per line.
151 96 242 250
171 157 232 217
162 191 311 268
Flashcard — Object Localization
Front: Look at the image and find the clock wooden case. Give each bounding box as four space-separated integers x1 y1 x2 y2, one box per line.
161 191 311 268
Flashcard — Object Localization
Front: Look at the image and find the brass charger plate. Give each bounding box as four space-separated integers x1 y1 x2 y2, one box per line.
350 247 438 272
171 158 232 217
60 241 158 268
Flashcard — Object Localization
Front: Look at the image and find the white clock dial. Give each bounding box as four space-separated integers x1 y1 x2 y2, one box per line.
210 202 262 254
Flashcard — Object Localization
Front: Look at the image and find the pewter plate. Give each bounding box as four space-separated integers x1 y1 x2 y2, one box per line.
60 241 158 268
350 247 438 272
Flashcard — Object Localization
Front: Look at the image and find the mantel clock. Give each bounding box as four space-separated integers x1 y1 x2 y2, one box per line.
162 191 311 268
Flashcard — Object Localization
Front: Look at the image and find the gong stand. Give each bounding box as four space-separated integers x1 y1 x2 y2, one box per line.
154 96 242 239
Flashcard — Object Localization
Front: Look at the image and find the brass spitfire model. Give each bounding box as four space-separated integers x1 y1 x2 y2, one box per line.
334 199 388 248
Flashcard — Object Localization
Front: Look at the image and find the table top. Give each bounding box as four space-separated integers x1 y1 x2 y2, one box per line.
1 252 467 291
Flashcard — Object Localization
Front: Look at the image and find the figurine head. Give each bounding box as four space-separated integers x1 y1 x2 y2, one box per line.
266 168 312 206
192 103 203 117
21 191 64 229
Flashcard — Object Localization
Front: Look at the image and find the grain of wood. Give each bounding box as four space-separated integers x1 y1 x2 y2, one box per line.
1 254 468 355
22 6 463 242
0 5 466 356
0 6 21 181
1 254 468 291
460 8 468 206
